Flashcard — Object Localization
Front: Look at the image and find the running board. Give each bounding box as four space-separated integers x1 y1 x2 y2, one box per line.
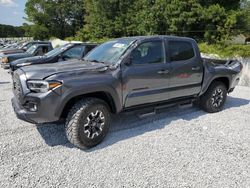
138 110 156 118
136 99 195 118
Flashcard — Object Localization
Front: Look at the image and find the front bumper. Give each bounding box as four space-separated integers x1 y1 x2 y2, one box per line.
12 98 37 124
11 90 62 124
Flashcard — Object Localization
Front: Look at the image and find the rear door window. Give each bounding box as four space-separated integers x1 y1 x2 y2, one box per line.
169 41 195 61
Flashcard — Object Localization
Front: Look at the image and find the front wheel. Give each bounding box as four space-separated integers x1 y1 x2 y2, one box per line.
65 98 111 149
199 81 227 113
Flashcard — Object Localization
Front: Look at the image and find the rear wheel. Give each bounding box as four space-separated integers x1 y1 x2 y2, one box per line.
65 98 111 149
199 81 227 113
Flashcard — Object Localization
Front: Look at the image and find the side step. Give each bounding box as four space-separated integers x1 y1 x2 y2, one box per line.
138 110 156 118
137 100 194 118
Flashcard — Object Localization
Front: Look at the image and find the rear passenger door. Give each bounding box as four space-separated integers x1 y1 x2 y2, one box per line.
167 40 203 99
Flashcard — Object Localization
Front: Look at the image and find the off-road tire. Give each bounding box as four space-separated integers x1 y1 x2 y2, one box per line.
65 98 111 149
199 81 227 113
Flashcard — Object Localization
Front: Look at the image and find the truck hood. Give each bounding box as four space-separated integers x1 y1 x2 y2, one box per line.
8 53 33 63
10 56 44 66
21 60 109 80
0 48 24 55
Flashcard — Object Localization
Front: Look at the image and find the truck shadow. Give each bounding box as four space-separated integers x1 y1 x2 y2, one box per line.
36 96 250 150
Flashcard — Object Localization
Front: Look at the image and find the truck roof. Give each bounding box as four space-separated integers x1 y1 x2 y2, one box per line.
119 35 197 42
73 42 98 46
31 43 52 47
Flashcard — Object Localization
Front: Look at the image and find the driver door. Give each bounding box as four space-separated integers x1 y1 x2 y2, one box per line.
122 39 171 107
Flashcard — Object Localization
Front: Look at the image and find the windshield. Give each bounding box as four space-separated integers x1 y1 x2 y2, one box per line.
84 39 135 64
44 44 71 57
26 45 37 54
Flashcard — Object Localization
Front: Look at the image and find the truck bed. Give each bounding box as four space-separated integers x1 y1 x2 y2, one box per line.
203 58 242 70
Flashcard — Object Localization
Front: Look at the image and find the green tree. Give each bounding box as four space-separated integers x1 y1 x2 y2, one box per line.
24 0 246 44
239 0 250 36
0 24 25 38
198 0 241 10
25 0 85 39
23 24 49 40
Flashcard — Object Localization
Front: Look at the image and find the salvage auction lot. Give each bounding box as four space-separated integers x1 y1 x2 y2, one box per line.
0 67 250 187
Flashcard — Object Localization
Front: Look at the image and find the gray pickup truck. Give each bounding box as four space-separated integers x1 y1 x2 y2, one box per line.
11 36 242 149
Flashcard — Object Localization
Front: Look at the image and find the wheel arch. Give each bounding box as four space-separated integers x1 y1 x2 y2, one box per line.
200 76 231 96
59 91 118 119
211 77 230 90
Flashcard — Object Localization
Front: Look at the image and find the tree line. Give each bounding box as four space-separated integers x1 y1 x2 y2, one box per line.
0 24 26 38
12 0 250 43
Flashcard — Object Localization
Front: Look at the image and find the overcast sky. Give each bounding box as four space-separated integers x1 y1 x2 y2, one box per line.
0 0 27 26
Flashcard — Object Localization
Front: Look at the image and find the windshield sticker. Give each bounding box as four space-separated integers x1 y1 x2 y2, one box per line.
113 43 126 48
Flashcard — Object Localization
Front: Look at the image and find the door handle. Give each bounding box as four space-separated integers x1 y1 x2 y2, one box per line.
192 66 201 71
158 70 170 74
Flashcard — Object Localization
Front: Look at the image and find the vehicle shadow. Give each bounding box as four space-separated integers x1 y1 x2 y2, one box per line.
36 96 250 150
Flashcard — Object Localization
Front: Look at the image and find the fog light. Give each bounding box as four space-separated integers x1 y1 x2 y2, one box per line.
28 103 38 112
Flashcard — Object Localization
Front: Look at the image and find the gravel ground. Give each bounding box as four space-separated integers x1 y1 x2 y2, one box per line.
0 67 250 188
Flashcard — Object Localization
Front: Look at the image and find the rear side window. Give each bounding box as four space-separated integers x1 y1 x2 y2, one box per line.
169 41 195 61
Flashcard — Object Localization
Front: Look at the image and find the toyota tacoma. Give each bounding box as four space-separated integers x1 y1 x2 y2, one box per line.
11 36 242 149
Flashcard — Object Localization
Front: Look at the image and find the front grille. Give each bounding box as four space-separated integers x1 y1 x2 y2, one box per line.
13 74 23 104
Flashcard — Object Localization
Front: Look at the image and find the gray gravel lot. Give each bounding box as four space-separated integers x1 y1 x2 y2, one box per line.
0 67 250 188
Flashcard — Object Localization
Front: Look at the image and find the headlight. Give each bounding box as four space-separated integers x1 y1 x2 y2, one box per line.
2 57 8 64
27 80 62 93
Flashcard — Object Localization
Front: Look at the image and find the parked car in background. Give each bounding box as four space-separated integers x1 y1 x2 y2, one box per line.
0 41 52 56
10 43 97 71
0 41 51 57
1 43 53 69
11 36 243 149
18 41 52 51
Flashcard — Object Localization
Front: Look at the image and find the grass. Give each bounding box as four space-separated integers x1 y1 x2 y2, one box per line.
199 43 250 58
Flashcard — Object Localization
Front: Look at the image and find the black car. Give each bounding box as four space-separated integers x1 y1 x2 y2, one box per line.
11 36 242 149
10 43 98 71
1 43 53 69
0 41 52 56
